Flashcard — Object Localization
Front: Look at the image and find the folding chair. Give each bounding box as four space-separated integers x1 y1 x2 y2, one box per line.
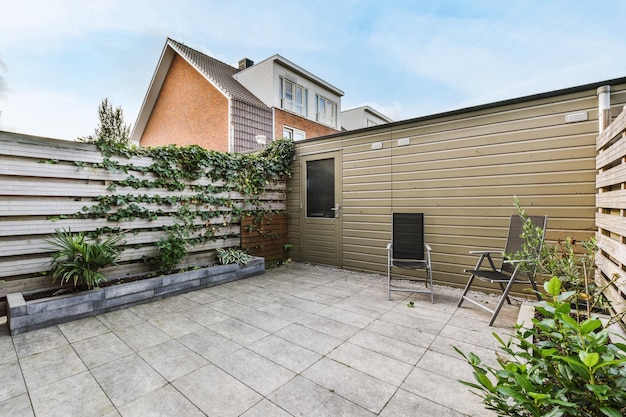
457 214 547 326
387 213 434 303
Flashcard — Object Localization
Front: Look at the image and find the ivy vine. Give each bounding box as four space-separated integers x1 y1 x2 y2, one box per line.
50 138 295 270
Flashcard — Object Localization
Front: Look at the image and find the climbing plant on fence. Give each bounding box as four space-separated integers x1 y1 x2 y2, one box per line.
69 138 295 271
0 131 293 296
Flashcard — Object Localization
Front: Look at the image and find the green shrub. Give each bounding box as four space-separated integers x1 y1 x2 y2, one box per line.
154 233 187 272
456 276 626 417
216 247 252 265
46 228 124 289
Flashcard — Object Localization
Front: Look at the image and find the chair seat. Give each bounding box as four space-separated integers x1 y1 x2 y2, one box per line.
393 260 429 269
465 269 529 284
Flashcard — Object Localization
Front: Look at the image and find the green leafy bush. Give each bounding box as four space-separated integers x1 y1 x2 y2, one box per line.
456 276 626 417
154 233 187 272
46 228 124 289
216 248 252 265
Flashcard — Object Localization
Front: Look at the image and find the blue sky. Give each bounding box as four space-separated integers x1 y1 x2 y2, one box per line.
1 0 626 140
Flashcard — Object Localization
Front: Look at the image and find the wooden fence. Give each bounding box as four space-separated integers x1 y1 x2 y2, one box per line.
0 132 286 309
596 107 626 321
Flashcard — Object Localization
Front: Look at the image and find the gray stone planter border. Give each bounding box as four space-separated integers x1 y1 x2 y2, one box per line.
7 257 264 335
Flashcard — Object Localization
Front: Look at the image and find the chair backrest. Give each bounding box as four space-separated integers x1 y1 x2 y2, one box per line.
501 214 548 274
392 213 425 261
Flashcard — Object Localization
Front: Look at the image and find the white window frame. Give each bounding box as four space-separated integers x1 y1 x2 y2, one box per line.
280 77 307 116
316 95 337 127
283 126 306 141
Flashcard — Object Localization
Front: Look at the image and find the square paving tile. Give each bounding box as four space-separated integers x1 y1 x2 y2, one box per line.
0 360 27 403
315 305 375 328
379 388 466 417
72 331 134 368
180 288 222 304
58 316 109 343
248 335 321 373
297 314 360 340
214 348 295 396
208 318 268 345
12 326 68 358
117 384 205 417
348 329 426 365
146 311 204 338
0 332 18 364
30 371 116 417
180 305 230 327
173 363 263 417
328 342 413 386
365 318 437 348
113 321 170 352
269 375 375 417
97 309 144 331
402 366 493 416
91 354 167 408
274 323 342 355
0 393 34 417
138 339 208 382
177 328 242 362
20 344 86 390
303 357 397 414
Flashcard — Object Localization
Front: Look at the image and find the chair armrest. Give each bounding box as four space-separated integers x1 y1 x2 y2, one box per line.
386 243 392 250
425 244 432 252
469 250 503 255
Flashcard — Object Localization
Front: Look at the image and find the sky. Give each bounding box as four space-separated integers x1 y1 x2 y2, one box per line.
1 0 626 140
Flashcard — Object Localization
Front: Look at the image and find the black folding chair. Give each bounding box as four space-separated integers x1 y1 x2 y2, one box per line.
457 214 547 326
387 213 434 303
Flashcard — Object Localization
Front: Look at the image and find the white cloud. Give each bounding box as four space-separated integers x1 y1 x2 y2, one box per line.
0 88 99 140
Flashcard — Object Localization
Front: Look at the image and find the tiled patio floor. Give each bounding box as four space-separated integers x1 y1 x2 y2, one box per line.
0 262 523 416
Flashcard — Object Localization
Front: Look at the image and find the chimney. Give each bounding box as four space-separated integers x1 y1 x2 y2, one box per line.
238 58 254 70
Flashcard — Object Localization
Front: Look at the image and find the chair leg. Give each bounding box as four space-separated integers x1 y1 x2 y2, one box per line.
428 267 434 304
387 262 391 301
488 275 518 326
457 274 476 307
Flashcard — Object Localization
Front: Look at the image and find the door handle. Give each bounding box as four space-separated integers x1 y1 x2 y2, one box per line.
330 204 340 218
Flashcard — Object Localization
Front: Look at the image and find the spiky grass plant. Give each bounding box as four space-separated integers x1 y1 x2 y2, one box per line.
46 229 124 289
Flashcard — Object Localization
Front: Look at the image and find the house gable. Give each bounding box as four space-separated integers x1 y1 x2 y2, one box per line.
140 54 230 151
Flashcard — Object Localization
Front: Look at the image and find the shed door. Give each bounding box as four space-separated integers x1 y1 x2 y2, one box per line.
300 152 342 267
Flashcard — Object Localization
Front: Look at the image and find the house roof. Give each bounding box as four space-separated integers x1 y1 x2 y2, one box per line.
239 53 344 97
131 38 269 142
166 38 268 108
342 105 393 122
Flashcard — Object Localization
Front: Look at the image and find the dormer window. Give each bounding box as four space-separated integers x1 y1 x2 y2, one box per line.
280 77 307 116
316 95 337 127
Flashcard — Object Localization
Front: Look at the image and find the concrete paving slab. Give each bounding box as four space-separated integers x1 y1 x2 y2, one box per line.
269 375 376 417
0 262 527 417
303 357 397 414
173 363 263 417
214 348 296 396
72 331 134 368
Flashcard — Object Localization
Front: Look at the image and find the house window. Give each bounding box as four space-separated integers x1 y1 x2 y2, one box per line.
280 77 307 116
283 126 306 141
316 95 336 127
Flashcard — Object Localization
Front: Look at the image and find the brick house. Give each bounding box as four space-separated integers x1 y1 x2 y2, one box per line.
131 38 344 152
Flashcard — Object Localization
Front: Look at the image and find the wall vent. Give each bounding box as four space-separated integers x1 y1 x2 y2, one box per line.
565 111 588 123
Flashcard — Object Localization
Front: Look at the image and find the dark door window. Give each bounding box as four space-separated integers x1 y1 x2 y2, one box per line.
306 158 334 218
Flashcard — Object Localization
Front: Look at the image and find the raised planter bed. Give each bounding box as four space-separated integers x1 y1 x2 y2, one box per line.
7 257 264 335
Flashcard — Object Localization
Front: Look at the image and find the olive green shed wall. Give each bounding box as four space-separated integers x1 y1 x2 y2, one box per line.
288 81 626 294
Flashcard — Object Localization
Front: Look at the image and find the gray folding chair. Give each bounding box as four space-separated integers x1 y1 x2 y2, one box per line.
457 214 547 325
387 213 434 303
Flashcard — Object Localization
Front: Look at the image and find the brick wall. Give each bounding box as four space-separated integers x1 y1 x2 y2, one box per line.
140 55 230 151
274 108 340 139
